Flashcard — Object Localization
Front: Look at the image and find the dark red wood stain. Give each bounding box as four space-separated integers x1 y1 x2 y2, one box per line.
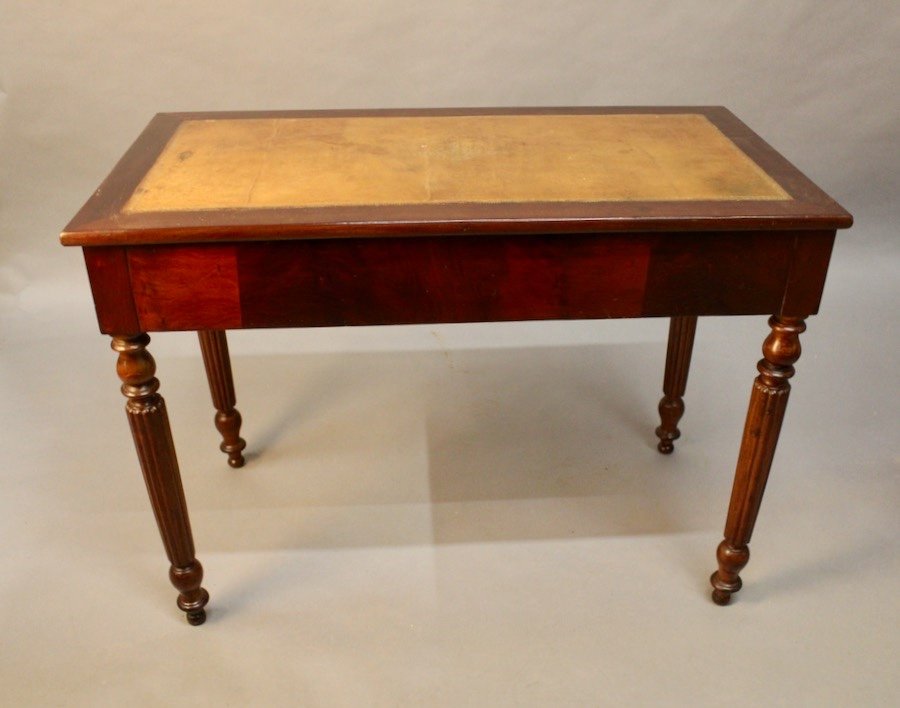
60 107 852 247
62 107 854 619
779 230 836 316
641 231 795 316
103 229 840 333
83 246 140 334
128 245 241 331
237 235 651 329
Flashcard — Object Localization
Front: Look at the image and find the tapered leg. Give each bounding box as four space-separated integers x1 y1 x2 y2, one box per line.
198 330 246 468
710 315 806 605
655 316 697 454
112 334 210 625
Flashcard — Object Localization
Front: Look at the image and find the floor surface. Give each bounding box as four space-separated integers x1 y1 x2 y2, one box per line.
1 254 897 706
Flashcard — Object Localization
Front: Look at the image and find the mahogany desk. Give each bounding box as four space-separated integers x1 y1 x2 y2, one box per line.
61 107 852 624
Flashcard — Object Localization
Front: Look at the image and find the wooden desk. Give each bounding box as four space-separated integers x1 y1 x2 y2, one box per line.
61 107 852 624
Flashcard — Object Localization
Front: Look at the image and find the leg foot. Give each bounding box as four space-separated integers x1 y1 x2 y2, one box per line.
711 585 733 606
656 316 697 454
710 316 805 605
113 334 210 624
710 541 748 605
656 436 676 455
171 561 209 626
198 330 246 468
186 609 207 626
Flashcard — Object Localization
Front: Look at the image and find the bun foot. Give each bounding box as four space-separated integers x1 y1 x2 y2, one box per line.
186 609 207 626
655 411 683 455
222 441 246 468
173 566 209 626
216 411 246 468
711 588 732 606
177 586 209 625
710 568 743 606
655 430 676 454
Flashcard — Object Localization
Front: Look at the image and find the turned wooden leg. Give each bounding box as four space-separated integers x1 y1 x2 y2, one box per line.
198 330 246 468
710 315 806 605
656 316 697 454
113 334 210 625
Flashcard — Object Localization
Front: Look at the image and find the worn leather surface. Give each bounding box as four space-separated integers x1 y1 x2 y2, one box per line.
124 113 789 213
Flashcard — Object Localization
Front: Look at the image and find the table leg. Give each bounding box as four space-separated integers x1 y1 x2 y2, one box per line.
112 334 210 625
655 316 697 454
198 330 246 468
710 315 806 605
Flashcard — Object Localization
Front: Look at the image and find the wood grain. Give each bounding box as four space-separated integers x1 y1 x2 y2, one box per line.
64 106 853 620
112 333 209 625
82 247 140 334
85 230 835 334
710 316 806 605
128 245 241 331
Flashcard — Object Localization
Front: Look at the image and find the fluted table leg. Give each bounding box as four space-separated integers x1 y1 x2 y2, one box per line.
710 315 806 605
112 334 209 625
198 330 246 468
656 316 697 454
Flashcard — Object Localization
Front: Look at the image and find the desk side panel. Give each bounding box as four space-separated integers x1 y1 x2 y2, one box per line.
83 247 141 334
236 235 651 328
641 232 795 316
779 230 836 316
118 232 809 332
128 246 242 331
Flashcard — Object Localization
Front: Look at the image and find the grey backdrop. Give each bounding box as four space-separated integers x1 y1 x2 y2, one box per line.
1 2 898 705
2 1 897 294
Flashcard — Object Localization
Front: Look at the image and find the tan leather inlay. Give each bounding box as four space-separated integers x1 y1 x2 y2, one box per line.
123 114 790 213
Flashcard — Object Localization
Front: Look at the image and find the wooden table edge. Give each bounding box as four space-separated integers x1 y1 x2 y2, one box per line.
59 106 853 247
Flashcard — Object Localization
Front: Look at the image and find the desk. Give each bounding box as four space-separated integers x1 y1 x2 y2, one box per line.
61 107 852 624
